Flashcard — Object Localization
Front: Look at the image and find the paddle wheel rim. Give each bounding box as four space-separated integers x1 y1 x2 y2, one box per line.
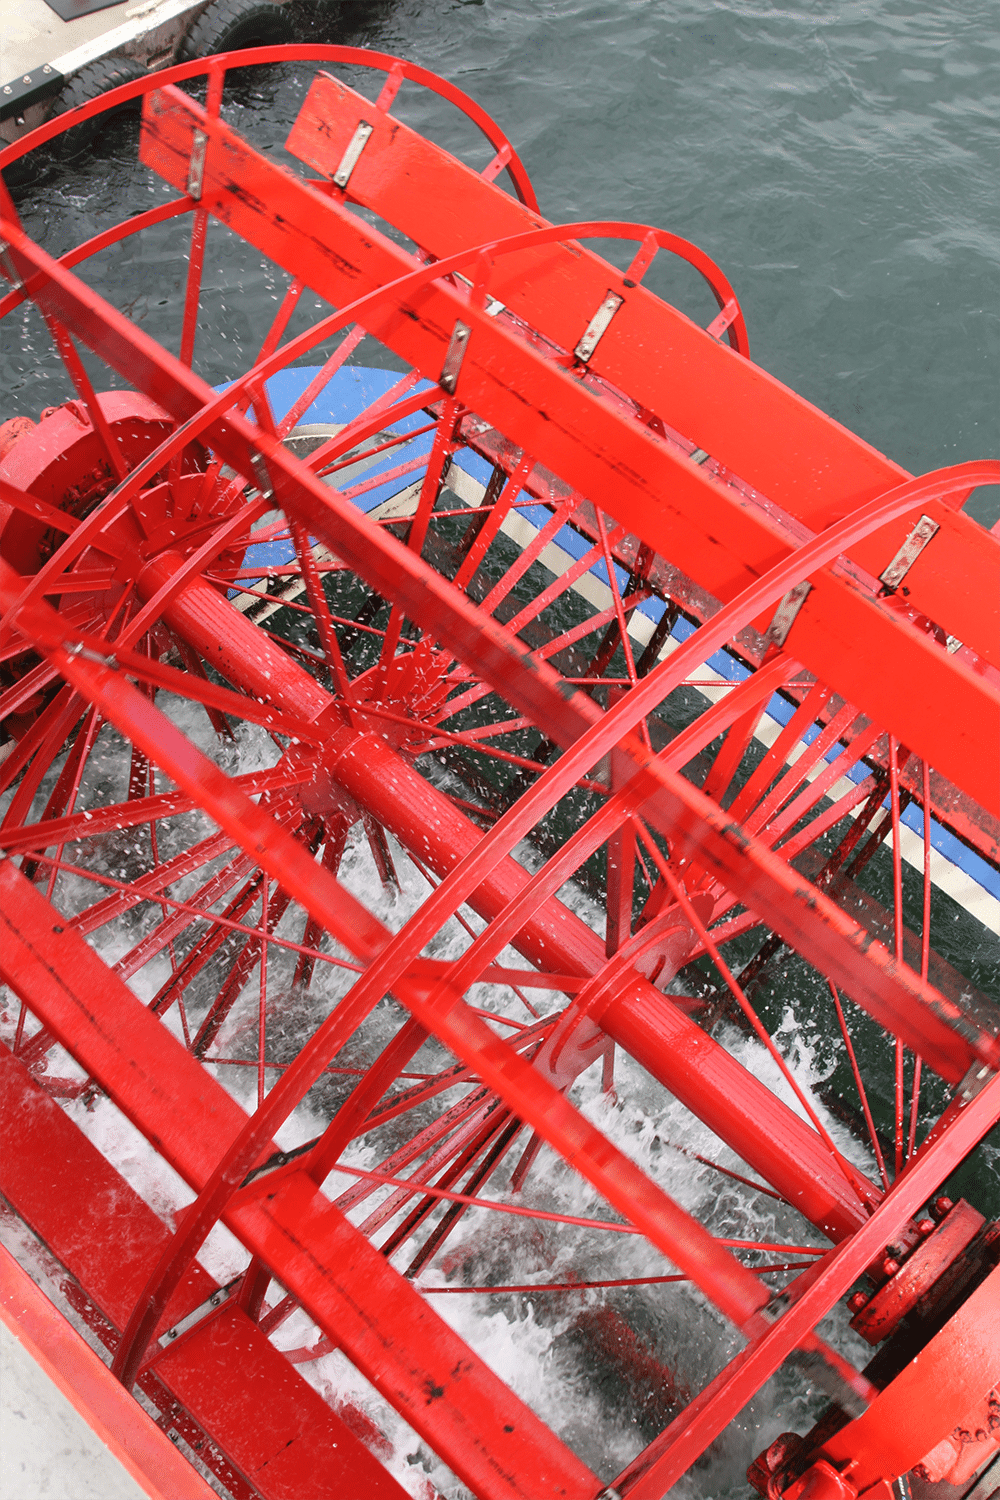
2 46 999 1500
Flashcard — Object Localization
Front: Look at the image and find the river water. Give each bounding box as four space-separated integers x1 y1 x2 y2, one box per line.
2 2 999 1496
348 0 999 525
6 0 1000 516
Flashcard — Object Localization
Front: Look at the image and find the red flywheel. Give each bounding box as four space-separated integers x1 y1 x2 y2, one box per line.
1 46 999 1500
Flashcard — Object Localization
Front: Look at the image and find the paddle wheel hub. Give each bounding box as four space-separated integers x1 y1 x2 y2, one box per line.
1 44 998 1500
750 1193 1000 1498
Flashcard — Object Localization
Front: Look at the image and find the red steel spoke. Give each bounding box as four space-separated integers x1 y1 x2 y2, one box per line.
336 446 434 503
204 1057 440 1079
145 872 271 1032
403 1116 531 1275
254 276 306 366
907 759 933 1161
417 1265 817 1296
109 845 268 984
257 879 269 1107
71 827 238 936
888 733 906 1178
479 492 582 616
684 907 763 960
368 1106 515 1251
17 702 99 872
179 205 208 368
388 491 549 524
32 625 323 743
274 323 367 441
453 453 535 592
41 724 99 904
430 715 533 743
533 588 652 664
662 1139 785 1204
316 420 437 479
633 821 866 1190
772 768 880 862
743 699 860 838
0 685 83 801
40 317 128 483
288 518 355 702
828 980 891 1193
431 677 497 722
0 763 310 855
504 524 625 638
1 690 85 830
304 1015 432 1182
298 372 427 469
595 505 650 747
323 1160 822 1254
726 680 832 823
379 400 460 663
178 61 224 369
760 720 884 851
13 849 364 988
214 575 323 613
331 1089 497 1219
401 846 541 1019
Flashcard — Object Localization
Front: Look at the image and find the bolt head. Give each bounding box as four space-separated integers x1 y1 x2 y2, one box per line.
847 1291 868 1313
882 1257 900 1278
917 1218 936 1236
931 1196 954 1221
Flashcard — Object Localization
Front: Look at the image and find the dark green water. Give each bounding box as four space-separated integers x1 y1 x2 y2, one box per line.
347 0 999 523
8 0 999 518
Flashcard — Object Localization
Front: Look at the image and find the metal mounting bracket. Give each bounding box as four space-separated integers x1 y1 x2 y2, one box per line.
879 514 940 592
0 239 24 293
575 290 624 362
187 130 208 201
767 581 812 650
440 320 471 395
333 120 374 189
250 451 274 502
0 64 62 123
157 1274 243 1349
240 1135 319 1190
958 1061 995 1104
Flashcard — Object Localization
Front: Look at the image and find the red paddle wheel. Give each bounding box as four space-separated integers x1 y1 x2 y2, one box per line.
2 48 999 1500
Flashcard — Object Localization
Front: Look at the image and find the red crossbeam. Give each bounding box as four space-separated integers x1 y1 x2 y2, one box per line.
0 217 988 1085
0 867 602 1500
9 854 987 1490
2 547 885 1240
0 1047 411 1499
137 83 999 808
613 1070 1000 1498
2 53 998 1497
0 1240 218 1500
288 69 997 674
